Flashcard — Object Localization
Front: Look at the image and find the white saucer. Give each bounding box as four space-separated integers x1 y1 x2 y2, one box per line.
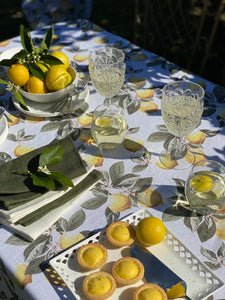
0 116 8 145
12 87 89 117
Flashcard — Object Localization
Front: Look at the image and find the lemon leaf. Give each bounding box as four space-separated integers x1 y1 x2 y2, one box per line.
42 55 63 66
20 24 34 53
31 172 55 190
42 25 54 49
29 63 45 80
14 91 29 111
51 171 74 188
39 145 63 167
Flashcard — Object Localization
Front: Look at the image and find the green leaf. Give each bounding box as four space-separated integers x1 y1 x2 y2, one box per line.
31 172 55 190
0 78 8 85
20 25 34 53
147 131 172 142
42 25 54 49
29 64 45 80
41 55 63 66
39 145 63 167
15 91 29 111
51 171 74 188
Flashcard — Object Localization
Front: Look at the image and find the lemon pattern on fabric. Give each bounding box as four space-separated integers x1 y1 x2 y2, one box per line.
190 175 214 193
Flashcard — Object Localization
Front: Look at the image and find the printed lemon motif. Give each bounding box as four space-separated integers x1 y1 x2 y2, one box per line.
108 194 131 212
93 37 109 44
78 132 95 144
73 54 89 62
215 219 225 240
185 148 206 165
82 153 104 167
77 114 93 126
14 144 35 157
136 216 166 246
95 116 113 127
130 53 148 62
59 232 84 250
24 116 46 123
186 131 206 144
0 40 10 47
124 138 144 152
7 64 29 87
139 101 158 113
190 175 214 193
7 114 20 126
137 189 163 208
136 89 154 99
13 264 32 289
128 75 146 85
156 154 178 170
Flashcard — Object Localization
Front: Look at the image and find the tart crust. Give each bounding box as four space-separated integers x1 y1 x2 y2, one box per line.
112 256 144 285
133 283 168 300
77 243 108 270
106 221 136 247
83 271 116 300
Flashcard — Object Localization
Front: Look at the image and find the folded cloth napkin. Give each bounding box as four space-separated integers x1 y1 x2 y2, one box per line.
0 169 103 241
0 136 87 210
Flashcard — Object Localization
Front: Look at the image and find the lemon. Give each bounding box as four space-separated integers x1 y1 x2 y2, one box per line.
66 71 72 85
136 217 166 246
35 62 50 74
26 75 48 94
190 175 214 193
45 65 68 91
51 51 70 69
7 64 29 86
95 116 113 127
166 282 186 298
139 288 163 300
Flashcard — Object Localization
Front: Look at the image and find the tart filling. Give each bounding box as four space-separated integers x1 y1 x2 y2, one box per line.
83 271 116 300
106 221 136 247
133 283 168 300
77 243 108 270
112 257 144 285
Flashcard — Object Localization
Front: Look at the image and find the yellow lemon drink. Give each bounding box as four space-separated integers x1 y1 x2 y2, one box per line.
185 160 225 214
91 115 126 149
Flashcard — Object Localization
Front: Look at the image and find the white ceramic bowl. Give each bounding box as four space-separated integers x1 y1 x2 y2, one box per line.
19 66 77 103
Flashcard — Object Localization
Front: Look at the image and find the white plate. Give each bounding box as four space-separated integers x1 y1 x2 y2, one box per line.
0 115 8 145
49 209 224 300
0 47 23 61
12 87 89 117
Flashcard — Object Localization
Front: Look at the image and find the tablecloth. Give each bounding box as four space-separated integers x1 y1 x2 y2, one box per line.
0 19 225 299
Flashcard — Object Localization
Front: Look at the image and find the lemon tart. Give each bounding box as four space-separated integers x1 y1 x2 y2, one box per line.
106 221 136 247
77 243 108 270
133 283 168 300
83 271 116 300
112 257 144 285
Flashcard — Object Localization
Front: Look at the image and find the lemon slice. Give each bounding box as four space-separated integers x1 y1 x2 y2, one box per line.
190 175 214 193
95 117 113 127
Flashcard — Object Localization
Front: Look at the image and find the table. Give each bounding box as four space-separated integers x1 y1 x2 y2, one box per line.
0 20 225 300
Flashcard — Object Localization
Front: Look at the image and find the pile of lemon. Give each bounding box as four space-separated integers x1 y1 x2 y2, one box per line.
7 51 72 94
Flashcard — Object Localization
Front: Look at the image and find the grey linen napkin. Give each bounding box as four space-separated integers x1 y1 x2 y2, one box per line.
0 136 87 210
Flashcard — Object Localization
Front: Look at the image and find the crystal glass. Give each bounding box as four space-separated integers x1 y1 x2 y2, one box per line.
160 80 204 169
89 46 126 150
185 160 225 214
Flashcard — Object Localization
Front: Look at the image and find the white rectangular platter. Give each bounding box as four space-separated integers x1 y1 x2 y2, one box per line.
49 209 224 299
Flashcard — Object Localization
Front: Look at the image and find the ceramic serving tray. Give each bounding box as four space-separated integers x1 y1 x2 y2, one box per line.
49 209 224 299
